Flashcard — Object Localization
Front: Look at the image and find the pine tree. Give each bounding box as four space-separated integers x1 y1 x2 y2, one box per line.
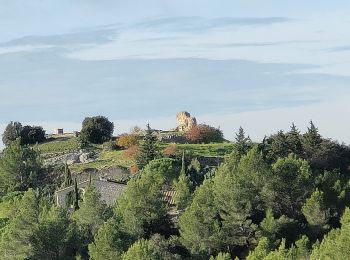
136 124 158 169
310 207 350 259
174 151 192 210
210 252 231 260
115 166 167 238
286 123 303 157
302 189 330 236
0 189 39 260
32 206 73 260
89 218 132 260
303 121 322 157
234 126 252 158
73 185 106 235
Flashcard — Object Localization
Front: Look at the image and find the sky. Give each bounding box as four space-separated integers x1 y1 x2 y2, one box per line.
1 0 350 148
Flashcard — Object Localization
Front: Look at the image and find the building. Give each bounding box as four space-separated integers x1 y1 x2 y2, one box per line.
55 128 64 135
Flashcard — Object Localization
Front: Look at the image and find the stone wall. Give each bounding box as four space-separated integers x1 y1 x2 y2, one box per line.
55 179 126 208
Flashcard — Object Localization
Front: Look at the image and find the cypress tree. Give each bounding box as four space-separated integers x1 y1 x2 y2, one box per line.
136 124 158 169
174 151 192 210
63 164 73 207
73 178 79 211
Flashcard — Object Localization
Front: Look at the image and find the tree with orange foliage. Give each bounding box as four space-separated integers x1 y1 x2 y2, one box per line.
185 124 224 144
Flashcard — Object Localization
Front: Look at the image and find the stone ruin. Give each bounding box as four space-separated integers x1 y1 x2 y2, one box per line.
176 111 197 132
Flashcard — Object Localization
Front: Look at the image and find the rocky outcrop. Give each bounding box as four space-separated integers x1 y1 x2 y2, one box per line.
43 150 97 166
176 111 197 132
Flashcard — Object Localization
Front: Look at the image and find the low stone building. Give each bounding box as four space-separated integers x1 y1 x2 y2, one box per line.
55 179 127 208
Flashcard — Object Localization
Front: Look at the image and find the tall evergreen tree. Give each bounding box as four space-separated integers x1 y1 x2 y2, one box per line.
286 123 303 157
0 138 41 194
73 178 80 211
115 164 167 238
62 164 74 208
234 126 252 158
136 124 158 169
303 121 322 157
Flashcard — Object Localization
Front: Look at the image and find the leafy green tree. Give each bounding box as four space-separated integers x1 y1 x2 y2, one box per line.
302 189 330 237
310 207 350 259
80 116 114 144
20 125 46 145
233 126 252 158
0 189 39 260
0 139 42 194
263 154 312 218
115 166 167 238
174 153 192 210
136 124 159 169
88 218 132 260
2 121 22 147
32 206 74 260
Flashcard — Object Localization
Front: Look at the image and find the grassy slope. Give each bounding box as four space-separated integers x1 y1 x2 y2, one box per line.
161 143 234 157
36 137 80 154
36 137 233 173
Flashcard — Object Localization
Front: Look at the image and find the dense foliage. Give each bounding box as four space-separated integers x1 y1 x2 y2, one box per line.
1 121 350 259
2 122 46 146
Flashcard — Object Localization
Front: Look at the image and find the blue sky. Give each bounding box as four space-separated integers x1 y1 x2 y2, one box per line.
1 0 350 147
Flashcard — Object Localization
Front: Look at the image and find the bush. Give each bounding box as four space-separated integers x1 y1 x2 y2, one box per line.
103 140 118 151
163 145 178 156
129 165 139 174
117 134 139 149
185 124 224 144
123 145 140 160
80 116 114 144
